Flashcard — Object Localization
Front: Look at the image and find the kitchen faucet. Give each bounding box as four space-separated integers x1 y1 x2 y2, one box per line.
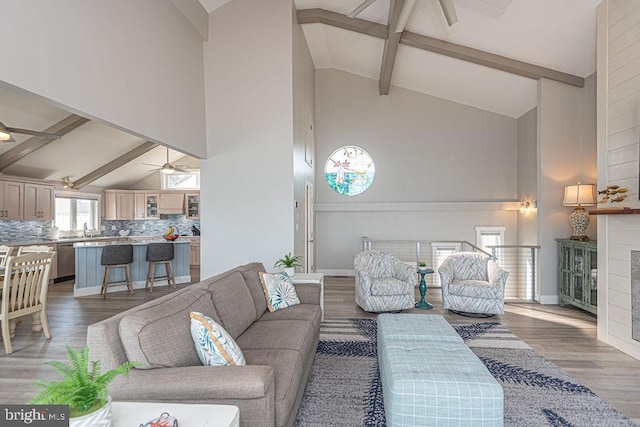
83 222 88 237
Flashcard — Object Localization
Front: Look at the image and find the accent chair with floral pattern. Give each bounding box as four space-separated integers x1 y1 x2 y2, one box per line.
354 250 416 313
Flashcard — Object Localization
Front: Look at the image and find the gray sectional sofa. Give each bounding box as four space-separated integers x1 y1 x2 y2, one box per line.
87 262 321 427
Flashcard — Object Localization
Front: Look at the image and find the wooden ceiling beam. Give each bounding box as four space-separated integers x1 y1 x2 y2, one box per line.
71 141 158 189
0 115 89 172
296 8 388 39
400 32 585 87
379 0 406 95
296 8 585 88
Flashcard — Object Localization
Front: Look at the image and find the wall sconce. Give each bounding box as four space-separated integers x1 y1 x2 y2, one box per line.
519 200 537 215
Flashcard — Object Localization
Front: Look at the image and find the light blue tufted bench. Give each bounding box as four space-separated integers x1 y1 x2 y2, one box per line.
377 314 504 426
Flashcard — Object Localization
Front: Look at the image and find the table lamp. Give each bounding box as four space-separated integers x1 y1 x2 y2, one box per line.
562 183 596 241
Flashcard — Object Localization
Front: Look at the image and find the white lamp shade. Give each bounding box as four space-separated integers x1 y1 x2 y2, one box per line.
563 184 596 207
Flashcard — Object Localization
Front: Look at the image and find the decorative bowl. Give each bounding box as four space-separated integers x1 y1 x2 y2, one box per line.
163 234 179 241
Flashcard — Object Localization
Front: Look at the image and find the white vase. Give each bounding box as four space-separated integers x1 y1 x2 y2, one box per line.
284 267 295 277
70 397 112 427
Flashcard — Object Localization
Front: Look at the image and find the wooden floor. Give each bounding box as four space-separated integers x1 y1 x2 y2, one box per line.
2 274 640 424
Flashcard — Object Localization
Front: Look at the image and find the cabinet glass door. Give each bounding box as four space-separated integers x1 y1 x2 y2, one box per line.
186 194 199 218
589 249 597 308
146 195 159 219
573 247 584 302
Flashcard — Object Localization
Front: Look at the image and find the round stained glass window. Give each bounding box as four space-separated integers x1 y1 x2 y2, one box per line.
324 146 375 196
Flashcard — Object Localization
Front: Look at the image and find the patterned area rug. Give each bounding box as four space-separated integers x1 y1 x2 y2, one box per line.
294 318 636 427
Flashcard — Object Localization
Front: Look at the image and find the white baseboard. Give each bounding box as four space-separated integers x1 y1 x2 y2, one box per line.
316 269 355 277
538 295 560 305
73 276 191 297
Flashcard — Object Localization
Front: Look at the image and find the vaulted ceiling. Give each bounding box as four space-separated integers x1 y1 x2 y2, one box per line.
0 85 198 190
202 0 601 118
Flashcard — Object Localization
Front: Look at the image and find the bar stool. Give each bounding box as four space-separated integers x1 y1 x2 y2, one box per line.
100 245 134 298
145 243 176 292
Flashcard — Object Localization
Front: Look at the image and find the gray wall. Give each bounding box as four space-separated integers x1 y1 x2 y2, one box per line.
292 8 316 271
201 0 295 276
517 107 538 245
315 70 519 273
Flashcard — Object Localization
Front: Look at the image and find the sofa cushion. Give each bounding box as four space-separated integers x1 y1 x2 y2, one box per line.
190 312 246 366
244 349 303 427
259 272 301 312
236 320 316 360
119 289 216 369
236 262 268 320
204 270 257 340
259 304 322 332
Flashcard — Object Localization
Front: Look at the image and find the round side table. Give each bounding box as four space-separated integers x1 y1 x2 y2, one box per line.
416 268 434 309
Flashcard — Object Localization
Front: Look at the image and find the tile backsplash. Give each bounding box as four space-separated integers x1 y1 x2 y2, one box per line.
0 220 53 242
102 215 201 237
0 215 200 242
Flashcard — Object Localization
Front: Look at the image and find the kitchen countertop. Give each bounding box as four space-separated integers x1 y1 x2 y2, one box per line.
74 239 190 248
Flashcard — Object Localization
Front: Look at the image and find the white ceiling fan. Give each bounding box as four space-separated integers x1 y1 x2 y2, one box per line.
0 120 62 143
142 147 196 175
347 0 458 28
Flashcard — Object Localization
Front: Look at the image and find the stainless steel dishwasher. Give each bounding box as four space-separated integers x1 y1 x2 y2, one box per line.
56 242 76 279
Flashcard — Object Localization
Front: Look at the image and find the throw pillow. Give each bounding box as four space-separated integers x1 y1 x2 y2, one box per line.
259 271 301 312
189 312 246 366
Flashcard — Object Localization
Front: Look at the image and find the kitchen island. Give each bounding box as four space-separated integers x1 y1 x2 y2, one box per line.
73 239 191 297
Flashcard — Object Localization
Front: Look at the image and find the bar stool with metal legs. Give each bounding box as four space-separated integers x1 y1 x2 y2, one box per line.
145 243 176 292
100 245 134 298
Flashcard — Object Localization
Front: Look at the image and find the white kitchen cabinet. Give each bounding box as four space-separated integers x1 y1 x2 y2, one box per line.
0 180 24 220
104 190 135 220
104 191 117 220
117 192 135 220
24 183 55 220
134 193 146 220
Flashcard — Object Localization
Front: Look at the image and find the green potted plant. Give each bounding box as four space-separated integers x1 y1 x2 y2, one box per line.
274 252 303 276
30 346 137 427
419 262 428 272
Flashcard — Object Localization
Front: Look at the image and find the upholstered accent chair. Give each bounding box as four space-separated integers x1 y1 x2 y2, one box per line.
354 250 416 313
438 252 509 316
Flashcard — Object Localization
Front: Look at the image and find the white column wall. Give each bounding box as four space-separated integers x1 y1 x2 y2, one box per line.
201 0 295 276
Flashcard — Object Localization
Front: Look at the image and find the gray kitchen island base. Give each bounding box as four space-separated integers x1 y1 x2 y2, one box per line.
73 239 190 297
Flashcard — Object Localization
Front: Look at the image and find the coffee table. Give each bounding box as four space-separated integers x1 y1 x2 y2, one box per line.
111 402 239 427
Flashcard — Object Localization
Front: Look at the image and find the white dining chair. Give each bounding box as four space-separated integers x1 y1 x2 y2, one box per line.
0 245 15 269
0 252 55 355
17 245 54 255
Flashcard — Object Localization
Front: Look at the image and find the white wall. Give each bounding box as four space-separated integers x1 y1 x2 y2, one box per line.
596 0 640 360
517 107 538 245
536 78 595 303
292 8 316 271
0 0 207 158
315 70 519 273
201 0 295 276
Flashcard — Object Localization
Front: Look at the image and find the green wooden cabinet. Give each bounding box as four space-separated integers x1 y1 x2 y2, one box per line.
557 239 597 315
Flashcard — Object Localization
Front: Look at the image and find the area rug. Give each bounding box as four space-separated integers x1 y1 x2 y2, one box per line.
294 318 636 427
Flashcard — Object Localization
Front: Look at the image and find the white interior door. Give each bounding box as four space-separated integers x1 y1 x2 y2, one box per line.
305 181 314 272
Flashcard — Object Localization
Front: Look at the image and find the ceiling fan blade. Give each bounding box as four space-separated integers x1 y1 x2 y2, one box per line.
141 163 162 167
6 126 62 140
438 0 458 26
348 0 378 18
174 167 190 173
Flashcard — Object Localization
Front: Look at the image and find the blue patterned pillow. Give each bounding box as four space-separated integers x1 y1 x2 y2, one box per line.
259 272 301 312
190 312 246 366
